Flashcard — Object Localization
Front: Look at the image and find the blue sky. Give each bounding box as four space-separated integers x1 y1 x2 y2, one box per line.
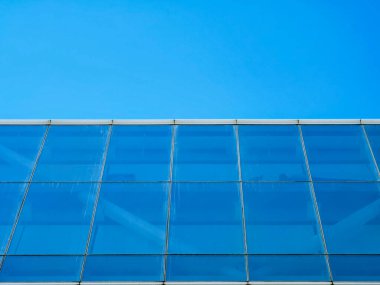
0 1 379 119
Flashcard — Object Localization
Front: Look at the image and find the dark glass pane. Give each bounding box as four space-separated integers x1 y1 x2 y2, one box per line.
239 125 308 181
365 125 380 171
244 183 324 254
166 255 246 281
302 125 378 181
329 255 380 281
33 126 109 182
0 184 26 254
8 183 97 254
168 183 244 254
173 125 239 181
89 183 168 254
0 255 83 282
103 126 172 181
249 255 330 281
0 126 46 182
314 183 380 253
83 255 164 281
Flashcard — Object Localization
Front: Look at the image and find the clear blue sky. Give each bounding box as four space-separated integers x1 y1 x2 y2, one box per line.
0 1 379 119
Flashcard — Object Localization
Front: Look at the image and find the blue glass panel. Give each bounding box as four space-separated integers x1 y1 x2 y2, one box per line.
314 183 380 253
302 125 378 181
249 255 330 281
166 255 246 281
239 125 308 181
33 125 109 182
8 183 97 254
0 255 83 282
173 125 239 181
365 125 380 170
83 255 164 281
89 183 168 254
244 183 324 254
0 184 26 254
329 255 380 281
0 126 46 182
103 126 172 181
168 183 244 254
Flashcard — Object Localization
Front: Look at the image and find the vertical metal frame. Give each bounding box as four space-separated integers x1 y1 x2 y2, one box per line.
298 125 333 282
234 125 250 282
79 124 114 281
163 124 177 281
0 122 51 270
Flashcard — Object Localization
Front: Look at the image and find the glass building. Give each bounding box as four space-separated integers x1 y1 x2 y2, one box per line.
0 119 379 284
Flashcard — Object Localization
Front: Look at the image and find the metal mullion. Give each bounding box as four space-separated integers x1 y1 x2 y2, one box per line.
163 125 177 282
79 124 114 281
361 125 380 178
0 123 51 270
298 125 333 282
235 125 250 282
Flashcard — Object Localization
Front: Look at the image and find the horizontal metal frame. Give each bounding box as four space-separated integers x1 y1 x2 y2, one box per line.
237 119 298 125
0 119 379 125
249 283 332 285
0 281 380 285
298 119 361 125
1 180 379 184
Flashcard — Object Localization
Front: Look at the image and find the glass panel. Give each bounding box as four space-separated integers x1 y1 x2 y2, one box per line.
239 125 308 181
89 183 168 254
166 255 246 281
8 183 97 254
244 183 324 254
249 255 330 281
0 255 83 282
365 125 380 171
83 255 164 281
173 125 239 181
329 255 380 281
168 183 244 254
314 182 380 253
0 184 26 254
103 126 172 181
33 126 109 182
0 126 46 182
302 125 378 181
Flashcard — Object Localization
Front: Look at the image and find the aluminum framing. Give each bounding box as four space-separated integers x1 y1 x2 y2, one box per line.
0 281 380 285
0 119 379 125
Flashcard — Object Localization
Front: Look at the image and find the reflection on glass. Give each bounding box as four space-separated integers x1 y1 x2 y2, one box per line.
0 126 46 182
239 125 308 181
314 182 380 253
8 183 97 254
0 255 83 282
103 126 172 181
168 183 244 254
89 183 169 254
83 255 164 281
0 184 27 254
166 255 246 281
173 125 239 181
365 125 380 172
249 255 330 281
244 183 324 254
302 125 378 181
329 255 380 281
33 126 109 182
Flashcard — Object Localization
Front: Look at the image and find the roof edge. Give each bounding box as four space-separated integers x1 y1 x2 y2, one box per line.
0 119 378 125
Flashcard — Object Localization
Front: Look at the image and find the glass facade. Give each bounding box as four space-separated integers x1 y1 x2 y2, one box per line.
0 121 379 282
